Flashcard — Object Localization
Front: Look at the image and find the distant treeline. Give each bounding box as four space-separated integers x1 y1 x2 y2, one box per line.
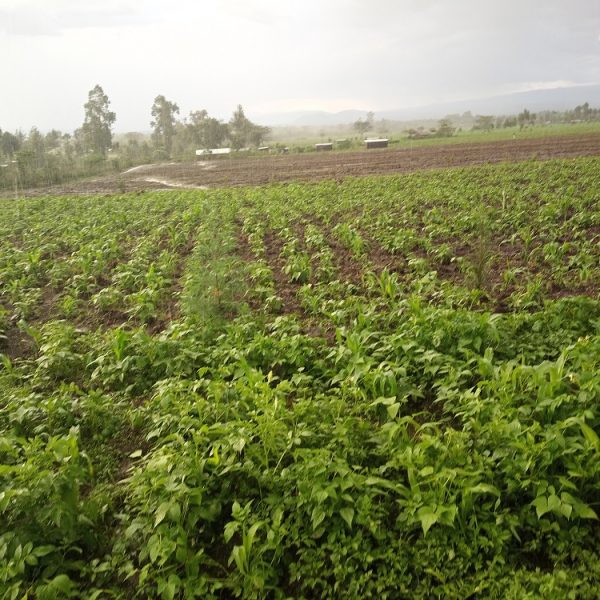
471 103 600 130
0 85 270 191
403 104 600 139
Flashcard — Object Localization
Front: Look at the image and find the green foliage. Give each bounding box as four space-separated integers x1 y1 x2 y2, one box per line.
1 158 600 596
79 84 116 157
229 105 270 150
151 95 180 157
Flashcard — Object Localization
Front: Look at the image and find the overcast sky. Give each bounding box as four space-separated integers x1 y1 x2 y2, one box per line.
1 0 599 132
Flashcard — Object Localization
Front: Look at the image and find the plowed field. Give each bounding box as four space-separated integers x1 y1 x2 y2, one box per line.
16 132 600 196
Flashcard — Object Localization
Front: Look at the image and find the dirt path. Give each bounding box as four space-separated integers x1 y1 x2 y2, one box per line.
141 177 208 190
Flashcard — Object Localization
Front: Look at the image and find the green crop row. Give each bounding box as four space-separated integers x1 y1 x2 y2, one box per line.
1 157 600 598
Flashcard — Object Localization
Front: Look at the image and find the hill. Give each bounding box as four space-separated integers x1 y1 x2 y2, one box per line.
256 84 600 126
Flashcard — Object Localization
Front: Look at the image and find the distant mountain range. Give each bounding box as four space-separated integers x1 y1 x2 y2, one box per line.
256 84 600 127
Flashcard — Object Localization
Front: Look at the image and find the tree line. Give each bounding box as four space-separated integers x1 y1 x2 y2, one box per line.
354 105 600 141
149 94 270 158
0 84 270 191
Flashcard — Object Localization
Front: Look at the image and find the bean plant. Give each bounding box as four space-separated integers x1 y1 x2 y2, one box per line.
1 158 600 598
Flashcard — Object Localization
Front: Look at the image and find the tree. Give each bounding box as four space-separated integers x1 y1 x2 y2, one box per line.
45 129 63 151
0 130 21 157
80 84 116 156
353 119 370 136
574 102 591 120
121 136 153 165
436 119 455 137
203 117 230 148
228 104 250 149
353 112 374 137
186 110 229 149
151 95 180 156
228 105 269 149
248 123 270 147
518 108 536 129
474 115 494 132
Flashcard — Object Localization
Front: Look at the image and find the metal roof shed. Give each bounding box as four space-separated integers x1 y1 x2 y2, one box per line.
365 138 389 149
196 148 231 156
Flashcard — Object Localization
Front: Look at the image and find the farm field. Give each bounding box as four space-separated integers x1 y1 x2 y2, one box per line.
16 131 600 197
1 156 600 598
266 122 600 147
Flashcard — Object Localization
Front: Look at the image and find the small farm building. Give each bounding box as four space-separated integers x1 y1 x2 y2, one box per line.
315 143 333 151
365 138 389 149
196 148 231 156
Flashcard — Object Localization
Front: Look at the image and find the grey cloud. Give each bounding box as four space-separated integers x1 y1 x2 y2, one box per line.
0 3 151 36
1 0 599 131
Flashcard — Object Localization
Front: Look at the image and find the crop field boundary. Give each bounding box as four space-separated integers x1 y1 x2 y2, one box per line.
3 131 600 198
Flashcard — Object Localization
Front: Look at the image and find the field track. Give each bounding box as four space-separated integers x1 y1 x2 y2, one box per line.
16 131 600 195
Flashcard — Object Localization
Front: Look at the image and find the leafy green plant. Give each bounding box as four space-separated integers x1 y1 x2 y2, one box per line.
2 158 600 597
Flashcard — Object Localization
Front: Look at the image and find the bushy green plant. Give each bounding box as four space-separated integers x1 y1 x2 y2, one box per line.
2 158 600 596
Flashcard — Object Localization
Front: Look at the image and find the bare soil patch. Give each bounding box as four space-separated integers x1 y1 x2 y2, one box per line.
263 230 303 315
1 321 36 360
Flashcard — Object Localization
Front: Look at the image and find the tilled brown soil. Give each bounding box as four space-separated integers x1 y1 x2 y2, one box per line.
11 133 600 196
